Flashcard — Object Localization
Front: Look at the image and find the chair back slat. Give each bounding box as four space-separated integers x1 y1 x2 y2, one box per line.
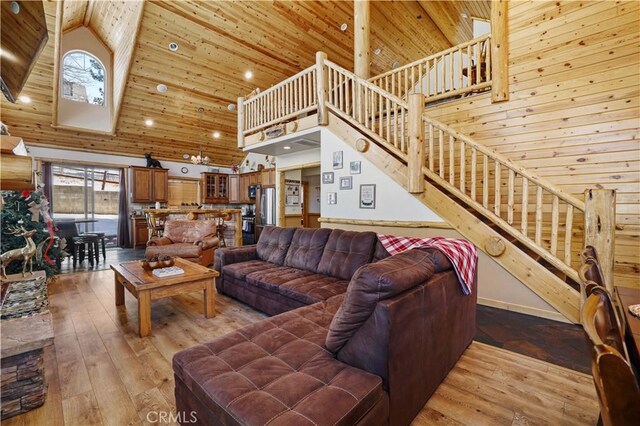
582 287 640 426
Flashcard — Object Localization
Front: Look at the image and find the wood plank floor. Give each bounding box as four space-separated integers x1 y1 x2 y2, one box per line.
2 270 599 426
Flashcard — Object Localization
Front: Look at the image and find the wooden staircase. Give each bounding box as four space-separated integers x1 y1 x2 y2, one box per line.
236 50 616 324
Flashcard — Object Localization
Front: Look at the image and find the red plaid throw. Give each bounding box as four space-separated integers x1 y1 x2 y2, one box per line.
377 234 477 295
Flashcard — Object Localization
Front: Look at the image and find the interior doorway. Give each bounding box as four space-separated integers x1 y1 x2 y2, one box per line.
51 164 121 247
278 164 321 228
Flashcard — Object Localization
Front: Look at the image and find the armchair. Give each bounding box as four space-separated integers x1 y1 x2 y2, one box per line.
145 220 219 266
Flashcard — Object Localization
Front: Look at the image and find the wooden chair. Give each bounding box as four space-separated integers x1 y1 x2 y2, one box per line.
582 287 640 426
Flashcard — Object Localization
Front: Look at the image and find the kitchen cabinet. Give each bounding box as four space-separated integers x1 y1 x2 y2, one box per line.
228 175 241 203
201 173 229 204
261 169 276 186
130 167 168 203
240 174 250 203
132 217 149 248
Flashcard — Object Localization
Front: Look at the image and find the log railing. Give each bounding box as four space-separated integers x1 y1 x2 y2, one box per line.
369 34 492 103
324 60 409 160
415 109 587 282
238 66 317 145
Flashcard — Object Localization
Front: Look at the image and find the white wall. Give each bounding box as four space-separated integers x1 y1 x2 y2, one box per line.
303 173 321 214
321 128 444 221
59 27 112 132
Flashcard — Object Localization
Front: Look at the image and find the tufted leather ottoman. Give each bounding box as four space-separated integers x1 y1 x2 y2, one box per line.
173 296 388 425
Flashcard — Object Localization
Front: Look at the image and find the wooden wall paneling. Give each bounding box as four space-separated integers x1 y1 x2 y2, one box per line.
416 1 491 46
424 0 639 288
51 0 64 126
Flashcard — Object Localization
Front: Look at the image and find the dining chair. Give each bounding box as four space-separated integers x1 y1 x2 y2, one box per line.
582 286 640 426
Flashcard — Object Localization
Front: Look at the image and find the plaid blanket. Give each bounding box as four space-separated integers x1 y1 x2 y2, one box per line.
377 234 478 295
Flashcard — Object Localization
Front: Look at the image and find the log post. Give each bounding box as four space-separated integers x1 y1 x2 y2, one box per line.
584 189 616 292
354 0 370 79
408 93 425 193
490 0 509 102
237 96 245 148
316 52 329 126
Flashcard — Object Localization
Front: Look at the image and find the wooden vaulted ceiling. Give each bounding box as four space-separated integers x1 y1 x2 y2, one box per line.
2 0 484 166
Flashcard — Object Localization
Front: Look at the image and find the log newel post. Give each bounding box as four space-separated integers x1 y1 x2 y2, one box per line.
583 189 616 292
408 93 425 193
491 0 509 102
237 96 245 148
354 0 370 79
316 52 329 126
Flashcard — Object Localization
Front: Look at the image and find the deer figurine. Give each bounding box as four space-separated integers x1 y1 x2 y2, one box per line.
1 225 37 279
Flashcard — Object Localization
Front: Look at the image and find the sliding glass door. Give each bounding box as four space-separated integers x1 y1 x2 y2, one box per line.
51 164 121 247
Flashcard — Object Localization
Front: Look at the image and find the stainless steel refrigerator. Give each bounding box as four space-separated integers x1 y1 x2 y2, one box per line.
255 185 276 242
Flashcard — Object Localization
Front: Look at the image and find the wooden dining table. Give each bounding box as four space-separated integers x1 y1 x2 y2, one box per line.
615 286 640 369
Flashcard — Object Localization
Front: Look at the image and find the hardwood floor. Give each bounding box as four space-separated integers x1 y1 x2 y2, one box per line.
2 270 599 426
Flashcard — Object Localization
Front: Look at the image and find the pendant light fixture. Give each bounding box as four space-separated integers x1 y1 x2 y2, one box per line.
191 107 210 165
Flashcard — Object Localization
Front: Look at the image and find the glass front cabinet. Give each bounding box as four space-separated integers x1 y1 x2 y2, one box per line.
201 173 229 204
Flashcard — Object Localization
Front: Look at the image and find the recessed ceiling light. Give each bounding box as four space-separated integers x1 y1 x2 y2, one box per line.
10 2 20 14
340 23 348 32
283 146 291 150
18 95 31 104
244 71 253 80
212 131 221 139
392 61 400 69
183 154 190 160
374 48 382 56
461 12 469 19
144 119 154 126
169 42 179 52
156 84 168 93
227 104 236 111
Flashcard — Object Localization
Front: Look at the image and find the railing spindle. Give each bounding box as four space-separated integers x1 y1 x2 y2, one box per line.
507 169 515 225
521 178 529 236
564 205 573 265
449 135 455 185
535 187 543 246
494 162 501 216
460 141 466 193
438 129 445 178
428 124 434 170
551 195 559 256
471 146 477 200
483 154 489 208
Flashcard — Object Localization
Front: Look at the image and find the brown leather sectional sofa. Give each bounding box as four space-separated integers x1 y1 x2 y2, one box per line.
173 226 477 425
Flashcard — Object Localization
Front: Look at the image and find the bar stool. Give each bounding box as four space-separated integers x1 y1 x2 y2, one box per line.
80 231 106 261
72 234 100 267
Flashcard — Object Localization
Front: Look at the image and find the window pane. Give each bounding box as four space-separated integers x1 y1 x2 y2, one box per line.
61 51 105 106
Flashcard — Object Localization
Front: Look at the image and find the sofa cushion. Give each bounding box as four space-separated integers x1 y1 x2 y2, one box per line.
162 220 217 244
280 275 350 306
256 226 296 265
326 249 448 353
146 242 201 259
246 266 315 292
372 239 391 262
317 229 377 280
223 260 280 282
284 228 332 273
173 297 384 426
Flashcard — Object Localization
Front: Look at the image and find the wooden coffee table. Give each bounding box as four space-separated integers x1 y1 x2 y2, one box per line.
111 257 219 337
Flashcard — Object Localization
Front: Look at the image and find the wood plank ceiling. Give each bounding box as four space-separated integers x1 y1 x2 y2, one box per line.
2 0 460 166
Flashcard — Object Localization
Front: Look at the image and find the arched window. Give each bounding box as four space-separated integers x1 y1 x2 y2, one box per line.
61 51 106 106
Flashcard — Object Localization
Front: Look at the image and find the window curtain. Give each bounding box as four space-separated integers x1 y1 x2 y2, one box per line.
117 168 131 247
42 162 54 215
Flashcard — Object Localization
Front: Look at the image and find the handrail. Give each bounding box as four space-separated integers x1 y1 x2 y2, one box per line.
370 34 491 81
369 34 492 102
421 113 586 211
244 65 315 103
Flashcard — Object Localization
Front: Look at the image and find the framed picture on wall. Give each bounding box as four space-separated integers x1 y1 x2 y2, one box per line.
332 151 343 169
322 172 334 184
339 176 352 190
359 184 376 209
327 192 337 205
350 161 361 174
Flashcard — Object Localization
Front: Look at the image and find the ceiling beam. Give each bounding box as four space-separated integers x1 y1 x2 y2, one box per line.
82 0 94 27
111 1 146 134
51 0 64 127
416 1 457 46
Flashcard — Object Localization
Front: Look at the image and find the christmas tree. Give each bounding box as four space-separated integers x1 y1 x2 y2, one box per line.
1 188 62 277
